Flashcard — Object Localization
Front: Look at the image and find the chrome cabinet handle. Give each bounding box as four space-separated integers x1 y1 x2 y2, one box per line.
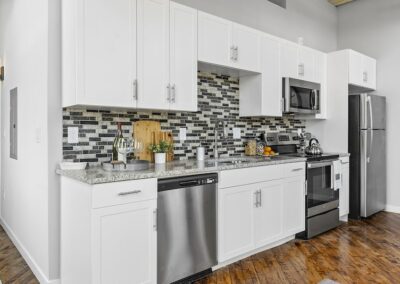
292 168 303 172
298 63 305 76
171 84 176 103
254 191 258 208
363 71 368 82
118 190 141 196
230 46 235 61
258 190 262 207
133 79 138 100
166 84 171 102
235 46 239 61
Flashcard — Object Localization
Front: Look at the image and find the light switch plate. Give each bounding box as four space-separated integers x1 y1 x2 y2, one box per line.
233 128 241 139
68 127 79 144
179 128 187 141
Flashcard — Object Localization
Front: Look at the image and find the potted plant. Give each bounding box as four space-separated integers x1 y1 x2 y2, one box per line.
149 140 172 164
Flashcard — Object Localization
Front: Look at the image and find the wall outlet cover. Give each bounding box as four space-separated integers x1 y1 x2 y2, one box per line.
68 127 79 144
179 128 187 141
233 128 241 139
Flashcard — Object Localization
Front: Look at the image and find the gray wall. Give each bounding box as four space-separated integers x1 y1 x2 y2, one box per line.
174 0 338 52
338 0 400 210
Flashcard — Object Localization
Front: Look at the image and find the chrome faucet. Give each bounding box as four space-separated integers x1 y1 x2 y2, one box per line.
214 120 227 159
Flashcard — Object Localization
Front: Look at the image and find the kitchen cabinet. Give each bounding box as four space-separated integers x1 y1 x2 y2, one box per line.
254 181 283 247
219 184 255 261
348 50 376 90
218 163 305 262
198 12 260 73
240 35 282 117
62 0 138 108
340 157 350 219
282 176 306 235
298 46 316 82
280 41 298 79
61 177 158 284
92 201 157 284
62 0 198 112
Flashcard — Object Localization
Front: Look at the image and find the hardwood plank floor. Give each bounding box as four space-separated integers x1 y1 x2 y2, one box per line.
0 225 38 284
196 212 400 284
0 212 399 284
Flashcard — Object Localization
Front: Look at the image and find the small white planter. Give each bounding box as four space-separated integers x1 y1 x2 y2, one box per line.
155 153 166 164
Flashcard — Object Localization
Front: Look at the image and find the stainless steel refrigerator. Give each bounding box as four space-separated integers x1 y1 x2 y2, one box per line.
349 94 386 219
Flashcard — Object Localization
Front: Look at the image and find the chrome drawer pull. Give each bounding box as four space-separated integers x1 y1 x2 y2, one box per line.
118 190 141 196
292 168 303 172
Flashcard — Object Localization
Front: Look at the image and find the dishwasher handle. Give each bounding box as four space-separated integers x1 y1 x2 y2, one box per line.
179 180 200 187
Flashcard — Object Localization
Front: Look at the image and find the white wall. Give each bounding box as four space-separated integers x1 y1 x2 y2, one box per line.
0 0 62 282
337 0 400 211
174 0 338 52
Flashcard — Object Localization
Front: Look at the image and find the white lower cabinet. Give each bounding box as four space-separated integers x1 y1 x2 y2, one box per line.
340 158 350 218
61 177 157 284
218 163 306 263
219 184 255 260
92 201 157 284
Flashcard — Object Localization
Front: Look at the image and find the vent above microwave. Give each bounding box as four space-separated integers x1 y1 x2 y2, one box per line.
267 0 286 9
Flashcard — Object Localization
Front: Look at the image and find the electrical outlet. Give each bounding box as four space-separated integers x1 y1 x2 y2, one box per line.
179 128 187 141
68 127 79 144
233 128 241 139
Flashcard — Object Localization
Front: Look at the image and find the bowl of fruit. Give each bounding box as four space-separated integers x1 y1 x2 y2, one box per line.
263 146 279 157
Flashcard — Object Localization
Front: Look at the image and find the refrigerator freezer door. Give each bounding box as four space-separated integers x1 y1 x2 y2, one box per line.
360 130 386 217
360 94 386 130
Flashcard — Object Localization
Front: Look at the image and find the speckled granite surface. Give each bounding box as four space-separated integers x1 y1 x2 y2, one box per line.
57 156 307 185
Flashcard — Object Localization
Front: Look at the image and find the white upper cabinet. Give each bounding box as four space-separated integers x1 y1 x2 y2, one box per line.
62 0 137 108
231 24 261 72
137 0 170 110
63 0 198 112
198 12 260 72
298 46 315 82
280 41 298 79
240 35 282 117
348 50 377 90
198 12 232 67
169 2 198 112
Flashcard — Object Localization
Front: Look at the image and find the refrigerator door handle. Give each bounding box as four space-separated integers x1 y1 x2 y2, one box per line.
367 96 374 150
360 131 368 217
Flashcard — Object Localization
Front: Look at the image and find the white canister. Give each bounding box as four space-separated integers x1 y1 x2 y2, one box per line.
197 147 205 161
155 153 166 164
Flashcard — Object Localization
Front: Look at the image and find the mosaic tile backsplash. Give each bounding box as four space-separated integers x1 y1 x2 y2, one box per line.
63 72 305 165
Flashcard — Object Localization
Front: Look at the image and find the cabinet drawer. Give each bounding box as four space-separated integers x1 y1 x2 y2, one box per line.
92 179 157 209
284 162 306 178
219 165 283 188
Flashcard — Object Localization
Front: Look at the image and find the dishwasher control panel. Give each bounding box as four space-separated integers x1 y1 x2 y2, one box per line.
158 173 218 192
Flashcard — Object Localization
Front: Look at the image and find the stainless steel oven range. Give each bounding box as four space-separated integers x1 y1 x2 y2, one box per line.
265 132 341 239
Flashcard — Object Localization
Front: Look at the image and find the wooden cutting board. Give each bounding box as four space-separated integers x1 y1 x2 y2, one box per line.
133 121 174 162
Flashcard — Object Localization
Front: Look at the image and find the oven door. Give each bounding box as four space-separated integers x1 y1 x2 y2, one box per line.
306 161 339 217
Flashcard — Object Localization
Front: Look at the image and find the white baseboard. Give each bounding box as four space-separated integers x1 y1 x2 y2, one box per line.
385 205 400 214
0 218 60 284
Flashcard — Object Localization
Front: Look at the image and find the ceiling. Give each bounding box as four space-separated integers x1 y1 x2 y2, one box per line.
328 0 354 7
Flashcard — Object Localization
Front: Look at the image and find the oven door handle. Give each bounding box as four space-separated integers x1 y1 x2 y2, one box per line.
307 160 335 169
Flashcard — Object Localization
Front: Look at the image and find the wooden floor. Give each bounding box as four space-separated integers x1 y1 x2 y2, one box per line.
196 212 400 284
0 212 400 284
0 226 38 284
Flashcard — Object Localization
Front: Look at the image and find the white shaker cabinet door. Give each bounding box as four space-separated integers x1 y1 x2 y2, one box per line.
92 200 157 284
218 184 255 262
282 176 306 236
280 41 298 79
169 2 198 112
298 46 315 82
231 24 261 72
363 56 377 90
137 0 170 110
198 11 232 67
254 181 283 247
72 0 137 107
340 164 350 217
348 50 364 87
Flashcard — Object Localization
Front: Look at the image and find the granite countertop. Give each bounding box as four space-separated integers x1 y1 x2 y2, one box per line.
57 156 307 185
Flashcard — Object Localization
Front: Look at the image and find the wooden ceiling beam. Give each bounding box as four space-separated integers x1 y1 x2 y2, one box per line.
328 0 354 7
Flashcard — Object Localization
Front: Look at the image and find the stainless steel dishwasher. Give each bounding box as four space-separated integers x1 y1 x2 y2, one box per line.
157 173 218 284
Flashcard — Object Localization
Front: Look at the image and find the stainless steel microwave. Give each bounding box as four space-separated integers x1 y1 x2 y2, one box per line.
282 77 321 114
